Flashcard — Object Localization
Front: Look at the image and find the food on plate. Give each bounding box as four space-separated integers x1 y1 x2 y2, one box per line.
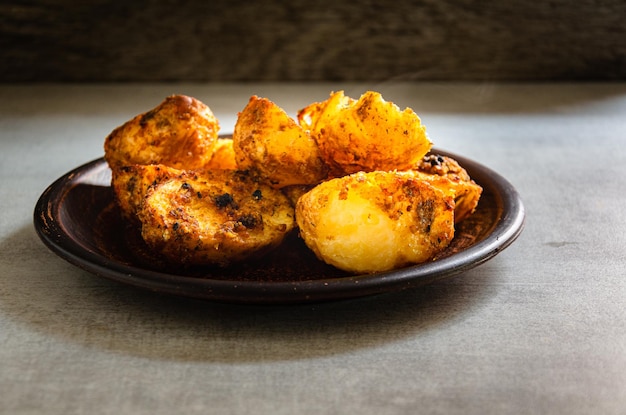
233 96 329 188
104 95 220 170
103 91 482 273
206 137 238 170
110 164 185 222
413 155 483 223
297 91 432 175
138 169 295 266
295 171 455 273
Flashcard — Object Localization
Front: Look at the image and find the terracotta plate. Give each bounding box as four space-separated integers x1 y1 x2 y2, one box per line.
33 150 524 304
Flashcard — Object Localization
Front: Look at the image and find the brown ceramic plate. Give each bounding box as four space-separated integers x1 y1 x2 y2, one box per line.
34 150 524 304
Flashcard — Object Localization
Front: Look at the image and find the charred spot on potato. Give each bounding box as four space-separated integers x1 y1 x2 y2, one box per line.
252 189 263 200
214 192 236 208
237 214 259 229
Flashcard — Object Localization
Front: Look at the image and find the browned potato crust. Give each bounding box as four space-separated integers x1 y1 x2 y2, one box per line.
138 170 295 266
296 171 455 273
233 96 328 188
413 155 483 223
104 95 219 170
110 164 186 222
298 91 432 175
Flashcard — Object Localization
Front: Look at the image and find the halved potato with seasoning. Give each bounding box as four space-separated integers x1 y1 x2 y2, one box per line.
138 169 295 267
233 96 328 188
296 170 455 273
104 94 220 170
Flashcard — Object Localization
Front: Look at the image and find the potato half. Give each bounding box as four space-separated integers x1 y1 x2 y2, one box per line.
104 95 219 170
138 169 295 266
296 171 455 273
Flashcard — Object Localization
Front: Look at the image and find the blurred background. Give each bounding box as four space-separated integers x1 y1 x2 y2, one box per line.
1 0 624 83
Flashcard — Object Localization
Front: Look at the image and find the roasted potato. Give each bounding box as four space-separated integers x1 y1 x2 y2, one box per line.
233 96 329 188
413 155 483 223
206 137 238 170
110 164 186 222
104 95 220 170
138 169 295 266
296 171 455 273
298 91 432 175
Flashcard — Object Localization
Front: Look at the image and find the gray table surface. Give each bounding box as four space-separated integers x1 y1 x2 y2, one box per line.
1 83 625 415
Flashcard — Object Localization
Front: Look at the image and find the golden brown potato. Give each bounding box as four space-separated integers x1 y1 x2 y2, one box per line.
104 95 219 170
110 164 186 222
413 155 483 223
296 90 355 132
299 91 432 175
233 96 329 188
138 169 296 266
296 171 455 273
205 137 238 170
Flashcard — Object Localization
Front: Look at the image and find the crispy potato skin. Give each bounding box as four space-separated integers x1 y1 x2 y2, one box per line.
296 171 455 273
233 96 329 188
298 91 432 175
104 95 219 170
413 155 483 223
138 170 295 266
110 164 186 222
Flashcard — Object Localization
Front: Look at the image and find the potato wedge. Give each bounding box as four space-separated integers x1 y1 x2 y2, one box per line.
104 95 219 170
233 96 329 188
296 171 455 273
138 169 295 266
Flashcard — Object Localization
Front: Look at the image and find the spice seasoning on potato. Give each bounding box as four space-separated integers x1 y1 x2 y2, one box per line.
296 171 455 274
110 163 188 222
411 155 483 224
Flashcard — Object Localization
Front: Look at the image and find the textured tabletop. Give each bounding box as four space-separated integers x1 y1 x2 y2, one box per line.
0 83 625 414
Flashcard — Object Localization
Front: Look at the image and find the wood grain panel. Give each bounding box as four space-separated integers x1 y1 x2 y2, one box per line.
1 0 624 81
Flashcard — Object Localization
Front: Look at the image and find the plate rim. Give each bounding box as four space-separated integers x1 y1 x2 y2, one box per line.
33 152 525 304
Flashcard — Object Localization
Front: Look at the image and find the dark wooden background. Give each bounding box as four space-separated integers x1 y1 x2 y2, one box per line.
1 0 624 82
